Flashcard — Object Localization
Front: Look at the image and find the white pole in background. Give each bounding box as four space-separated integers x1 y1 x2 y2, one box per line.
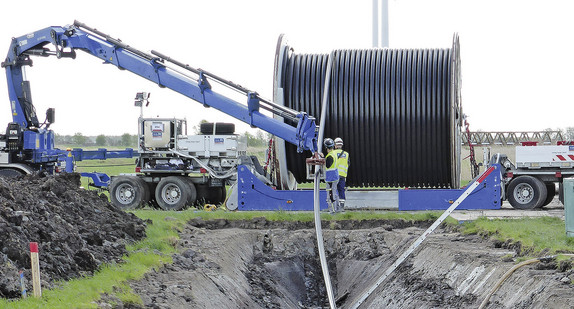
372 0 379 47
373 0 389 48
380 0 389 47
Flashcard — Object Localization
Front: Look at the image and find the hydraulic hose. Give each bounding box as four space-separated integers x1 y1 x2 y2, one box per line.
172 151 237 179
478 254 574 309
313 51 337 309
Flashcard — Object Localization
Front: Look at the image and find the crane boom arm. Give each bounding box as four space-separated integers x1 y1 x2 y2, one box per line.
1 21 318 153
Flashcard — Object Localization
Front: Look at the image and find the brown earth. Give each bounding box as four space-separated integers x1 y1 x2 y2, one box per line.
103 218 574 309
1 173 573 308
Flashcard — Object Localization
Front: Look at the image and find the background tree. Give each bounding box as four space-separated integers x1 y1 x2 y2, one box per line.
243 130 267 147
564 127 574 141
96 134 107 146
72 132 87 145
121 133 137 147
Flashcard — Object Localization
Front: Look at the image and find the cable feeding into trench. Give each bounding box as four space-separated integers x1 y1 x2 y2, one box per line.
313 51 337 309
275 35 462 188
478 254 574 309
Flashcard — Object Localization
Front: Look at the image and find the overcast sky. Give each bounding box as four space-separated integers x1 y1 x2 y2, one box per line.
0 0 573 136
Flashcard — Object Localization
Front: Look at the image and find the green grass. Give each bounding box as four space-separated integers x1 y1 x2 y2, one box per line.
0 211 178 309
458 216 574 257
132 208 453 224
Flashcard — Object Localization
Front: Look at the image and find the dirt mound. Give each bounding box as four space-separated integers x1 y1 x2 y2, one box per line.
0 173 146 299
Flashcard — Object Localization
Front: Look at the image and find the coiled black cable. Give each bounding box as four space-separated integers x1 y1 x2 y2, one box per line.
275 35 461 188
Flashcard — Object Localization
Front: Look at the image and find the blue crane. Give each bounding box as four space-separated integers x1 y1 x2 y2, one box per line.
1 21 319 176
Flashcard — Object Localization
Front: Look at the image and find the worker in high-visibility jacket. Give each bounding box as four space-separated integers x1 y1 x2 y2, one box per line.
334 137 349 211
324 138 340 213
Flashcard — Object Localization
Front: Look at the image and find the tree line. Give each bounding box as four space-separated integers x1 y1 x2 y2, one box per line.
55 133 138 147
56 130 271 148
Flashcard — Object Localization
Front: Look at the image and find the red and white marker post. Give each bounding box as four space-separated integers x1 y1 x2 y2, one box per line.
29 242 41 298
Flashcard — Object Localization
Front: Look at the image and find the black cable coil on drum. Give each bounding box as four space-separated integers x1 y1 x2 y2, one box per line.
274 35 462 188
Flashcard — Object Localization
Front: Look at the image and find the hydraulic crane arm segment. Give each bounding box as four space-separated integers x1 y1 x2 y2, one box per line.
2 21 318 153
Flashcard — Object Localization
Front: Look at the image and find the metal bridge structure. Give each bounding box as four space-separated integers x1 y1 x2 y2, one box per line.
465 131 565 146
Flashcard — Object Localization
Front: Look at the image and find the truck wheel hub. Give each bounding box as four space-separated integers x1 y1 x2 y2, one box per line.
515 184 533 203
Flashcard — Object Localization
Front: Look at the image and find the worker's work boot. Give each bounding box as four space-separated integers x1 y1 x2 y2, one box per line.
339 200 346 213
325 200 335 214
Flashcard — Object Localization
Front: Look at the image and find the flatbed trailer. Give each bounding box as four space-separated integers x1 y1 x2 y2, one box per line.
496 144 574 209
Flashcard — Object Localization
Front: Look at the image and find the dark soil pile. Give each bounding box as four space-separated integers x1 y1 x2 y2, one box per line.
0 173 146 299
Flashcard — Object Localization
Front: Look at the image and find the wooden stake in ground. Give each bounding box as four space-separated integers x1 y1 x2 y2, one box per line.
29 242 41 298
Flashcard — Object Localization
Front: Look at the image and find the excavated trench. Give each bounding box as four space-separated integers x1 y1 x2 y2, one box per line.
0 173 572 308
121 218 573 309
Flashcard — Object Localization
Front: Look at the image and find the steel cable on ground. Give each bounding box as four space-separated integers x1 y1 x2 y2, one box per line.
276 36 461 189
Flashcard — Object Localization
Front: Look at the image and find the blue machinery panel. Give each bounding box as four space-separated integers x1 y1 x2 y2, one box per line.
237 165 328 211
237 164 502 211
80 172 111 187
398 164 502 211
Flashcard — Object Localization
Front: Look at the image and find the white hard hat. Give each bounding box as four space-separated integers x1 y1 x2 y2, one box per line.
334 137 343 146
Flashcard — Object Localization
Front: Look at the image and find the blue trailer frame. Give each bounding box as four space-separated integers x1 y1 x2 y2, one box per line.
398 164 502 211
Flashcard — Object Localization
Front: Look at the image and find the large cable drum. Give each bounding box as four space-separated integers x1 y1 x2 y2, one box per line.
273 35 462 188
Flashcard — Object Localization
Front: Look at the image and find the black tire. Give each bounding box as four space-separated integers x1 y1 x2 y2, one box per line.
541 183 556 208
195 184 226 205
0 168 24 178
219 186 227 204
208 186 226 205
199 122 235 135
195 184 208 205
155 176 194 211
507 176 547 210
184 178 198 205
134 177 151 207
109 176 147 210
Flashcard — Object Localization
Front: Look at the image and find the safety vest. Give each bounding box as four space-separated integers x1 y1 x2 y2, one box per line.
333 149 349 177
325 151 339 182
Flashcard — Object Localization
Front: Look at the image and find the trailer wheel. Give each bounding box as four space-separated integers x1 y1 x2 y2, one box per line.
110 176 147 210
196 184 226 205
507 176 547 209
155 176 194 211
184 178 198 205
0 168 24 178
133 177 151 206
219 186 227 204
541 183 556 208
